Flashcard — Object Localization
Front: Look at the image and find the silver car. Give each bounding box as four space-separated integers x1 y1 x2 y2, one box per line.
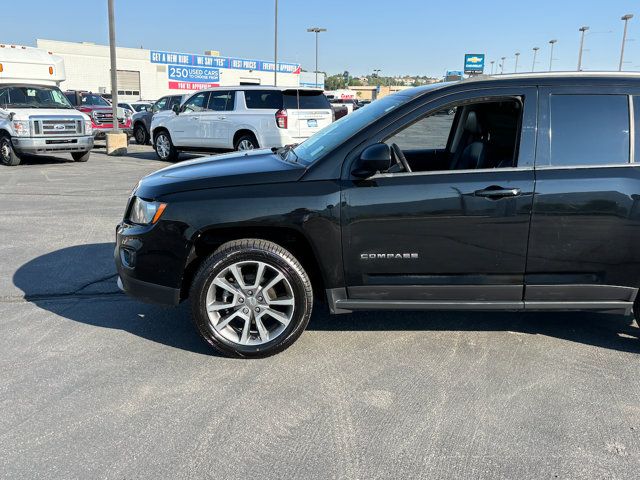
132 94 188 145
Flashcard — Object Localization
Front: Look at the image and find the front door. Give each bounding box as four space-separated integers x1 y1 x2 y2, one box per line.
170 91 209 147
341 88 537 303
201 90 234 148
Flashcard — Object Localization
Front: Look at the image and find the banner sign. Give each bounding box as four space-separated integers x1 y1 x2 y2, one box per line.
168 81 219 90
168 65 219 83
464 54 485 74
151 50 301 74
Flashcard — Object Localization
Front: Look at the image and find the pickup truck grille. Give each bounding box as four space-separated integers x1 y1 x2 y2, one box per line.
31 117 85 136
93 111 127 126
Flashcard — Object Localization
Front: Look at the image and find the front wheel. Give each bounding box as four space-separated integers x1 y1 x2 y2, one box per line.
71 151 90 162
154 131 178 162
0 134 21 166
190 239 313 358
134 124 149 145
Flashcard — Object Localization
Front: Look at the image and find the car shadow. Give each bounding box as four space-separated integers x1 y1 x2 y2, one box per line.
13 243 640 355
10 153 76 166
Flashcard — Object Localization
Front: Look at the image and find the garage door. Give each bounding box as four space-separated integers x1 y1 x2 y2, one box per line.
117 70 141 98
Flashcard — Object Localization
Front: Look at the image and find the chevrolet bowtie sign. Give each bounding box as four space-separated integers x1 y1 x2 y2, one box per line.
464 53 485 74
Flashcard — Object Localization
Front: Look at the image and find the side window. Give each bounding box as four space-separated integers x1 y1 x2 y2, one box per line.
168 96 183 110
550 95 629 166
207 91 234 111
0 87 8 106
385 99 522 172
181 92 209 113
388 108 457 150
244 90 283 109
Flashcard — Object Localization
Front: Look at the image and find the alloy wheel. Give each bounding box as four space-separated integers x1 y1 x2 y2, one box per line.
156 134 170 159
205 260 295 345
237 139 255 151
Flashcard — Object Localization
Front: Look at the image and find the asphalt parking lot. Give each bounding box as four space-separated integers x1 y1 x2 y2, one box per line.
2 144 640 479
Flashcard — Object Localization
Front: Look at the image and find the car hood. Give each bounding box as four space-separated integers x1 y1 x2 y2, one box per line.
135 149 307 198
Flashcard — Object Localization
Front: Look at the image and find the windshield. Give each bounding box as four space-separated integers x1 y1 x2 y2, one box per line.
292 94 410 164
0 85 74 109
133 103 151 112
81 94 110 106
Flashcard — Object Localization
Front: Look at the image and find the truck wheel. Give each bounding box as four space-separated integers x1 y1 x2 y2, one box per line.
234 133 258 151
0 134 21 166
134 124 149 145
190 239 313 358
71 151 90 162
154 131 178 161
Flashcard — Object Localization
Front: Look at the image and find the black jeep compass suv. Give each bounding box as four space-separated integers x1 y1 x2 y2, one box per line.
116 73 640 357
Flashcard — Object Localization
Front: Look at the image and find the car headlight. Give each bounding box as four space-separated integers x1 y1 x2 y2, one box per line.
12 120 30 137
84 120 93 135
129 197 167 225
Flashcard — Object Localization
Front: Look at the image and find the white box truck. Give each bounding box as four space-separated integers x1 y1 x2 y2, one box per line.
0 44 93 166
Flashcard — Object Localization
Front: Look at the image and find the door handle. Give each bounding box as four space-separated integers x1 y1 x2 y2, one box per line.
474 187 521 198
218 116 226 120
191 116 199 120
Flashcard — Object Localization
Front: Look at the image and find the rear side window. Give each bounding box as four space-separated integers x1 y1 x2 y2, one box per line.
207 91 234 111
283 90 331 110
244 90 283 109
550 95 629 166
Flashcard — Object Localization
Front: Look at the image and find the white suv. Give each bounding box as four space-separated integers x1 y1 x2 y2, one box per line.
150 86 332 161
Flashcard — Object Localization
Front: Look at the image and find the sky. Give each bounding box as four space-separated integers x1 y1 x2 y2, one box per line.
3 0 640 77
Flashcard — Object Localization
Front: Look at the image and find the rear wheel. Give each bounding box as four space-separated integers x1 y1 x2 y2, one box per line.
154 130 178 162
234 133 258 151
0 134 21 166
134 123 149 145
71 151 90 162
190 239 313 358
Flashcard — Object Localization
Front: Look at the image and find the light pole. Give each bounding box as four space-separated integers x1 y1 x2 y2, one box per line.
274 0 278 86
107 0 119 133
548 39 557 71
619 14 634 71
532 47 539 71
578 26 589 71
500 56 506 74
490 60 495 75
514 52 520 72
307 27 327 88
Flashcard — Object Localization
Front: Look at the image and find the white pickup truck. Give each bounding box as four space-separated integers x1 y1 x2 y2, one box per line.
0 44 93 166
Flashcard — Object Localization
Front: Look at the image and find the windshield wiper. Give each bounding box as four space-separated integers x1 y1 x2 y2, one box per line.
273 144 299 163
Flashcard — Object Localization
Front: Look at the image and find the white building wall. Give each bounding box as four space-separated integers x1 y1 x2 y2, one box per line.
36 39 300 101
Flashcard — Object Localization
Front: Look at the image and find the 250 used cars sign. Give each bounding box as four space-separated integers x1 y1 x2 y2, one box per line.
168 65 220 83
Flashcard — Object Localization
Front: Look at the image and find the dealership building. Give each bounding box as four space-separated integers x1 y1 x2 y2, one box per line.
36 39 322 101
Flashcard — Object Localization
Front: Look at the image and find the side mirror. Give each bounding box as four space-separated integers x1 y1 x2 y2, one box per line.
172 104 180 115
352 143 392 178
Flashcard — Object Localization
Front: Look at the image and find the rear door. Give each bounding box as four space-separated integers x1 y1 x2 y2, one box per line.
201 90 234 148
283 89 332 140
526 86 640 306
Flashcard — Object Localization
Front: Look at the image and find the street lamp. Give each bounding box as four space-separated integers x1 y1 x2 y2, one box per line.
490 60 495 75
619 14 634 71
532 47 540 71
578 26 589 71
500 56 506 74
306 27 327 88
548 39 557 71
514 52 520 73
274 0 278 86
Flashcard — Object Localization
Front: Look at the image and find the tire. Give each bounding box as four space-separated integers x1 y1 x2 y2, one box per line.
71 151 90 162
0 134 21 166
154 130 178 161
234 133 259 151
134 123 149 145
190 239 313 358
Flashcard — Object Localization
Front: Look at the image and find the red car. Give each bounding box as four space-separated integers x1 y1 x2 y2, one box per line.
64 91 132 139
